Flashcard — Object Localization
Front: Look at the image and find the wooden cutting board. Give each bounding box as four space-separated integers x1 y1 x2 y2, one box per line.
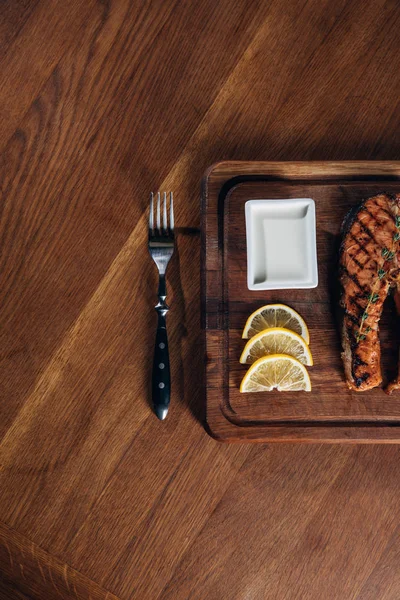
202 161 400 443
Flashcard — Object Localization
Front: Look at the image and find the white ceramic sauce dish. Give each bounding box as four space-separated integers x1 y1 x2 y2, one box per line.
245 198 318 291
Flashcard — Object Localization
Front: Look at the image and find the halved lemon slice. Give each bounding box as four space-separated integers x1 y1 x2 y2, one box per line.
239 327 313 366
240 354 311 393
242 304 310 344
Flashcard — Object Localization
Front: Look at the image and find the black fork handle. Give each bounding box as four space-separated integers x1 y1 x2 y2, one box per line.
152 288 170 420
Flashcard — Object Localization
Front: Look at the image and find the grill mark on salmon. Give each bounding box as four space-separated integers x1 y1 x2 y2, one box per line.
353 354 368 367
345 227 382 266
344 311 360 325
376 205 395 219
358 220 379 243
348 298 369 315
339 264 368 294
349 255 364 269
339 193 400 392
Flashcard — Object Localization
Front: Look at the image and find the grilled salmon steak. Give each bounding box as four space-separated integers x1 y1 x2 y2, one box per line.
339 193 400 392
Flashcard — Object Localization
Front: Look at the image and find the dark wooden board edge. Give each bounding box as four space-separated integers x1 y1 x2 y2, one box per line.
201 161 400 443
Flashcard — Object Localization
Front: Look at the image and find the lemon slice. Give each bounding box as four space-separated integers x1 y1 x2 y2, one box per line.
240 354 311 393
242 304 310 343
239 327 313 366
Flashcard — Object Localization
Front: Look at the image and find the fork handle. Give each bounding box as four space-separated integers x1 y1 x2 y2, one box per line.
152 299 170 420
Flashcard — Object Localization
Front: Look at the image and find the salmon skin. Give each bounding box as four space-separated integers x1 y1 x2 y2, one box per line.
339 193 400 392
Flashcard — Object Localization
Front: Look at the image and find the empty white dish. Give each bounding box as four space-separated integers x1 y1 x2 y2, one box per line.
245 198 318 290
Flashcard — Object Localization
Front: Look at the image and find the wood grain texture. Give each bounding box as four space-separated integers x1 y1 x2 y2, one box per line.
2 0 400 598
203 161 400 442
0 521 119 600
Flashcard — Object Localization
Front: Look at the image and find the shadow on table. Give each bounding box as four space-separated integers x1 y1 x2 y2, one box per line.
173 227 205 424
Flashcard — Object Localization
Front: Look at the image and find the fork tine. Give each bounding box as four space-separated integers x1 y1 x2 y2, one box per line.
170 192 174 231
163 192 167 231
149 192 154 230
156 192 161 231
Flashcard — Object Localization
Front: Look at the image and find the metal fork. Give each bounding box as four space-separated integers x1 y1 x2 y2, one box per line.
148 191 175 420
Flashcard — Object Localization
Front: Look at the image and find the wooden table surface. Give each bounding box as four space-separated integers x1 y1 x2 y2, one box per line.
2 1 400 599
